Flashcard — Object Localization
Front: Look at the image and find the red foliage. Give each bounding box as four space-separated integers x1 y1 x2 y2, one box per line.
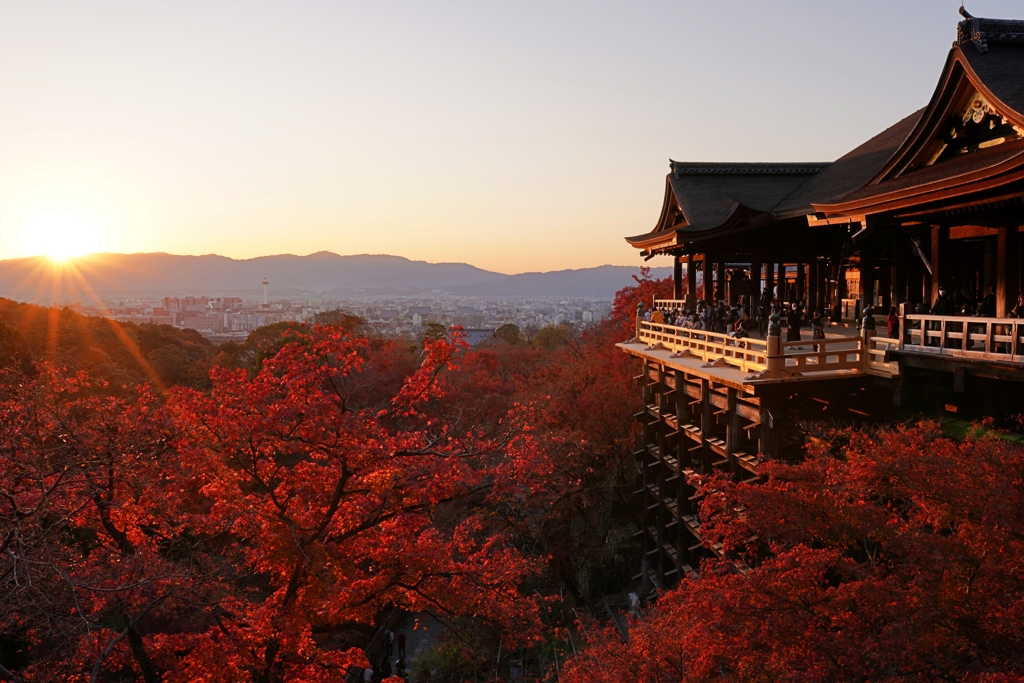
562 423 1024 682
2 327 543 682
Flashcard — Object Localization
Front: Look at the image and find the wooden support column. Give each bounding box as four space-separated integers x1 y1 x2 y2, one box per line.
655 417 667 586
997 225 1021 317
726 388 739 477
984 237 994 294
758 403 775 460
930 225 950 305
673 254 683 301
676 370 690 424
686 255 697 308
701 379 712 469
815 258 827 312
778 263 788 302
860 245 876 314
715 262 726 302
765 261 776 301
751 260 762 300
704 259 714 301
796 263 806 307
807 261 818 314
892 229 906 308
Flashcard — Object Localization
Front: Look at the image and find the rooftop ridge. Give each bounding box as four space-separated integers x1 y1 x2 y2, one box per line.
669 161 830 177
957 7 1024 54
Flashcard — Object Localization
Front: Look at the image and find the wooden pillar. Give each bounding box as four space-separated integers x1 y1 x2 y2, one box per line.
930 225 950 305
778 263 787 302
984 237 994 294
726 388 739 477
673 254 683 301
686 255 697 308
751 260 762 300
815 259 827 312
766 261 776 301
758 403 775 460
860 245 875 315
701 378 712 468
892 229 906 309
807 261 818 314
796 262 806 307
997 225 1021 317
676 370 691 425
715 262 726 302
704 259 713 301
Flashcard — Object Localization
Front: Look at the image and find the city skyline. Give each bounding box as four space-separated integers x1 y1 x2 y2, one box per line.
3 1 1021 272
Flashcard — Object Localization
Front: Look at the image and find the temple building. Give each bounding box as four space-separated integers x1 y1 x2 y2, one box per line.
621 10 1024 587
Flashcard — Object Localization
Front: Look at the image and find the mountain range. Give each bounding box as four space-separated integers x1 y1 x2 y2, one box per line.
0 252 670 301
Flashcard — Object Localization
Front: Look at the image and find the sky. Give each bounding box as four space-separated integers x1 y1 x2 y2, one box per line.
0 1 1020 274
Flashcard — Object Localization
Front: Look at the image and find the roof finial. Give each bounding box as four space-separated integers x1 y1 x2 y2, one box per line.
959 5 973 20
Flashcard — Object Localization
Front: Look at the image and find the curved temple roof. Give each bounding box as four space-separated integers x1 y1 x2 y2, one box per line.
628 9 1024 253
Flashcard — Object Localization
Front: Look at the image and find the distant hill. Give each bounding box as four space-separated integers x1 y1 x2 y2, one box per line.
445 266 673 298
0 252 670 301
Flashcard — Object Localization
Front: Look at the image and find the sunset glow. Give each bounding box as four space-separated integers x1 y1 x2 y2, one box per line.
19 210 101 261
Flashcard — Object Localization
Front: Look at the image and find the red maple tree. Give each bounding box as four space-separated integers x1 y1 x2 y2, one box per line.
561 422 1024 682
2 326 544 682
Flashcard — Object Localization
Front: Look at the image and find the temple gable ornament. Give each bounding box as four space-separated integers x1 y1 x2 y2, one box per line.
924 91 1024 166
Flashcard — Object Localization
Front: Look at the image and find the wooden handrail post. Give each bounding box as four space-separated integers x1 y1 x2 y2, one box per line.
860 305 876 370
766 313 784 378
636 302 644 340
899 302 909 350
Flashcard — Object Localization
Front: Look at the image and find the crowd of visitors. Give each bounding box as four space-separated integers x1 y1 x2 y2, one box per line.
640 284 1024 345
642 292 829 342
930 285 1024 319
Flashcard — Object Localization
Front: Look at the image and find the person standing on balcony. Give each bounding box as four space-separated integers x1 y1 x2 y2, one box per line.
887 306 900 340
651 308 665 325
931 286 954 315
1010 292 1024 318
786 302 802 344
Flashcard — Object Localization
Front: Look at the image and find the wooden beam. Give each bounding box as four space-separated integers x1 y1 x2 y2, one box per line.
950 225 999 240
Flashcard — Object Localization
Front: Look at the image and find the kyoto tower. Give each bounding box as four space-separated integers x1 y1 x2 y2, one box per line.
262 276 269 306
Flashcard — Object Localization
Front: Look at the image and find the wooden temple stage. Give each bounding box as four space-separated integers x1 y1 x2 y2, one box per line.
623 9 1024 588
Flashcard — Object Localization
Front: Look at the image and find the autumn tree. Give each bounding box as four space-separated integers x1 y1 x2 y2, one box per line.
561 422 1024 682
150 326 541 682
0 365 184 683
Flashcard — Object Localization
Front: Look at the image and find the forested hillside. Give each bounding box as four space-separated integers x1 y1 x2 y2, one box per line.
2 272 1024 682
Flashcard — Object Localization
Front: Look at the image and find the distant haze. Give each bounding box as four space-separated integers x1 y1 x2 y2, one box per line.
0 252 671 302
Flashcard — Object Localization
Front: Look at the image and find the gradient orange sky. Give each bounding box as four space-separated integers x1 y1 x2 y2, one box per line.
0 1 1018 274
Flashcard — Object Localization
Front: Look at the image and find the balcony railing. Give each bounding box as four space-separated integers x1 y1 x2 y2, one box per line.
635 320 899 380
637 301 1023 381
637 321 768 373
902 314 1024 362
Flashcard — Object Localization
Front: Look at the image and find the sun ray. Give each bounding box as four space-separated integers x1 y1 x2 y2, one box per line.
58 260 167 392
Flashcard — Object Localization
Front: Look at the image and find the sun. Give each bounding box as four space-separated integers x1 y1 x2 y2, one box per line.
20 210 101 262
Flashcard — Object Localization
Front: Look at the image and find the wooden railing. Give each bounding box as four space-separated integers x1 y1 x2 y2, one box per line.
865 336 900 377
902 314 1024 362
637 321 768 373
652 298 690 315
635 319 892 379
779 337 863 373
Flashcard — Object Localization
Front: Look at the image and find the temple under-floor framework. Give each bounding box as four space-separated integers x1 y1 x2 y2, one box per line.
623 9 1024 588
